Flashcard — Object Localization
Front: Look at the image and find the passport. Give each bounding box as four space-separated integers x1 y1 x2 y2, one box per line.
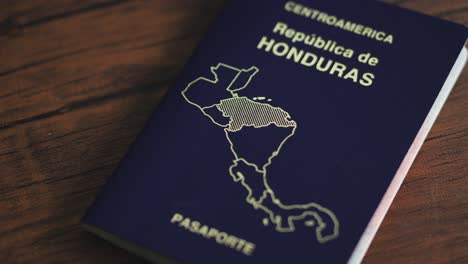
82 0 468 263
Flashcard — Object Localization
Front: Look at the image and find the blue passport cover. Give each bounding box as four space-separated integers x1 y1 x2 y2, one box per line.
83 0 467 263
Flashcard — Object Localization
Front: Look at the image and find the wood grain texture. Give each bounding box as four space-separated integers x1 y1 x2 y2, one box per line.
0 1 466 263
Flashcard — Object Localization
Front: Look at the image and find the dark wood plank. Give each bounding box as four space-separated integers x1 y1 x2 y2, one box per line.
0 1 222 74
0 51 187 262
0 1 466 263
0 89 163 263
383 0 468 24
0 1 224 263
0 0 126 36
0 0 124 22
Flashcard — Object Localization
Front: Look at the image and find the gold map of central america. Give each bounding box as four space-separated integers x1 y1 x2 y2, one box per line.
181 63 339 243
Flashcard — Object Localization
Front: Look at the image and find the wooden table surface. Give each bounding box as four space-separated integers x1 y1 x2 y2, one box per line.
0 1 466 263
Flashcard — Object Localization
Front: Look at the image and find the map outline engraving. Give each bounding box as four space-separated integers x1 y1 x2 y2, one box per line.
181 63 340 243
